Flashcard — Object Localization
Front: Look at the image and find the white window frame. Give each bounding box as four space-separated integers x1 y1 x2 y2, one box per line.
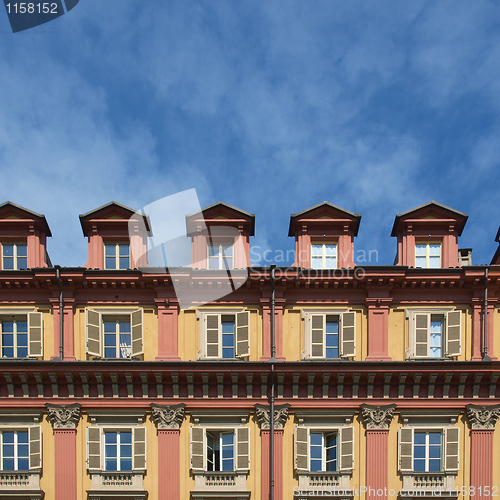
311 242 337 269
308 431 338 472
406 308 462 359
0 425 41 472
0 310 43 359
207 241 234 270
1 242 28 270
415 242 441 269
104 242 130 270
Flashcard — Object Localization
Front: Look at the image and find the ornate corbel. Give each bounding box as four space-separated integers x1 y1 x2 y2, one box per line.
360 404 396 430
150 403 186 429
466 404 500 430
46 403 82 429
254 403 290 430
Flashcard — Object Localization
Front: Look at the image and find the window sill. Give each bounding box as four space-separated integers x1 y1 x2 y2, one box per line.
193 471 248 492
297 471 351 489
0 470 42 497
89 471 145 494
401 472 457 494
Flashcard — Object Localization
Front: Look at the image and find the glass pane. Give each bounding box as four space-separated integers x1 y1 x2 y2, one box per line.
222 257 233 269
2 458 14 470
311 256 322 268
415 256 426 268
310 445 322 459
222 334 234 347
120 458 132 471
119 321 131 333
326 321 339 334
222 347 235 359
429 256 440 268
3 333 14 346
325 244 337 256
120 432 132 445
429 244 441 256
104 334 116 347
18 333 28 347
325 347 339 358
413 458 425 472
3 245 13 257
17 257 27 269
106 257 116 269
222 458 234 471
3 432 14 444
2 347 13 357
16 245 27 257
208 246 219 257
222 245 233 257
17 432 28 444
222 321 234 334
310 433 322 446
311 245 322 256
18 444 29 457
414 433 426 445
324 257 336 268
326 334 339 348
17 458 29 470
3 258 14 270
208 258 220 270
415 244 427 256
428 433 441 445
414 446 425 459
119 257 130 269
310 458 322 472
429 458 441 472
105 458 117 471
105 433 117 445
105 244 115 257
16 321 27 333
429 446 441 459
17 347 28 358
119 244 129 256
104 322 116 333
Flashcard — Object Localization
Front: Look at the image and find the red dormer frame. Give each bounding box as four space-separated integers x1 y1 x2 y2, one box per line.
0 201 52 269
391 201 468 268
186 202 255 269
288 202 361 269
79 202 151 270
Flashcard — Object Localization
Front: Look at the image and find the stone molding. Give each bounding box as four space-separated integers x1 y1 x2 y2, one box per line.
45 403 81 429
150 403 186 429
254 403 290 430
466 404 500 430
360 404 396 430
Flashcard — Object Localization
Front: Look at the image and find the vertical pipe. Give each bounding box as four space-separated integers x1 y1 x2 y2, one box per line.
56 265 64 361
483 267 491 361
270 264 276 500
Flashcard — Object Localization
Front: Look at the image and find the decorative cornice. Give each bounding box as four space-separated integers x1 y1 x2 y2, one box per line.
361 404 396 430
45 403 81 429
254 403 290 430
466 404 500 430
150 403 186 429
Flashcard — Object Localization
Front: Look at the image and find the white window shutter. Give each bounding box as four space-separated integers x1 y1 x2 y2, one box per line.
29 426 41 470
205 315 220 358
28 312 43 357
294 427 308 471
133 427 147 470
341 312 356 358
398 428 413 471
310 314 325 358
236 426 250 471
236 311 250 357
339 426 354 470
131 309 144 356
414 313 430 358
190 427 206 471
444 427 459 471
86 309 101 357
87 427 101 471
446 311 462 357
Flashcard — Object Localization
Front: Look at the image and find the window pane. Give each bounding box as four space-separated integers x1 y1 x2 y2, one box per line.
325 244 337 256
414 433 426 445
17 432 28 444
2 458 14 470
222 256 233 269
429 244 441 256
119 257 130 269
428 433 441 445
120 458 132 471
2 347 13 357
17 257 27 269
310 446 322 459
429 256 440 268
119 244 129 256
3 258 14 270
105 244 116 257
106 257 116 269
3 245 14 257
325 257 336 268
3 333 14 346
17 347 28 358
208 258 220 270
222 347 235 359
310 433 322 446
414 446 425 459
415 244 427 256
310 458 322 472
105 458 117 471
413 458 425 472
16 245 27 257
17 458 29 471
222 245 233 257
311 256 322 268
208 246 219 257
16 321 27 333
119 321 131 333
311 245 322 256
429 459 441 472
415 256 426 268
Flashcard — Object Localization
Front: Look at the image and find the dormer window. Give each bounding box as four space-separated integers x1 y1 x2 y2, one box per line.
311 243 337 269
105 243 130 270
208 242 233 270
2 243 27 270
415 242 441 268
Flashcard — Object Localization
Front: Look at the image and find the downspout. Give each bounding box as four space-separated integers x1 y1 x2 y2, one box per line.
55 265 64 361
269 264 276 500
483 267 491 362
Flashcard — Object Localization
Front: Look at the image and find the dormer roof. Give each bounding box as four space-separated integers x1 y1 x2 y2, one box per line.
0 201 51 236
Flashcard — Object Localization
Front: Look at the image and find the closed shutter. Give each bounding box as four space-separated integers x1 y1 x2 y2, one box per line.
310 315 324 357
294 427 308 471
29 426 41 469
86 309 102 357
398 428 413 471
235 311 250 357
28 312 43 357
446 311 462 357
444 427 459 471
340 426 354 470
133 427 147 470
131 309 144 356
414 313 430 358
341 311 356 357
190 427 205 471
87 427 101 471
206 315 220 358
236 426 250 470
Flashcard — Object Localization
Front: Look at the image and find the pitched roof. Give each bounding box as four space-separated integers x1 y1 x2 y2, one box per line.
0 201 51 236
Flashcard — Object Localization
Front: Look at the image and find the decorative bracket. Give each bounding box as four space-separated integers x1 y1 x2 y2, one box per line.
150 403 186 429
466 404 500 430
360 403 396 430
254 403 290 430
46 403 81 429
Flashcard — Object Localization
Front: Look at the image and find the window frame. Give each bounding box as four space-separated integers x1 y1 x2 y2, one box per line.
0 311 43 359
104 242 131 270
207 240 234 270
0 425 41 472
415 241 442 269
310 242 338 269
1 242 28 271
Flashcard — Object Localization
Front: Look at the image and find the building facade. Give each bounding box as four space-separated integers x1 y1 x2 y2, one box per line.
0 200 498 500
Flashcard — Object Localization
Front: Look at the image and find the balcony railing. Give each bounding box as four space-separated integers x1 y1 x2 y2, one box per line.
193 471 247 492
298 472 351 491
401 472 457 495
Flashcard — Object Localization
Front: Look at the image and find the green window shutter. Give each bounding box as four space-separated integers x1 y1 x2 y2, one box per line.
341 311 356 358
27 311 43 357
86 309 101 357
133 427 147 470
236 311 250 357
87 427 101 471
446 311 462 357
29 426 41 470
190 427 205 471
310 315 325 358
205 315 220 358
444 427 459 471
236 426 250 471
131 309 144 357
414 313 430 358
398 428 413 471
294 427 308 471
340 426 354 470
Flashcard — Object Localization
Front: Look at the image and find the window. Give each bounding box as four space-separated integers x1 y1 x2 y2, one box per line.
87 426 146 472
0 427 41 471
415 243 441 268
2 243 27 270
190 426 249 473
407 310 461 359
295 426 353 473
0 312 43 358
86 309 143 359
311 243 337 269
105 243 130 270
399 427 459 473
198 310 250 359
208 242 233 270
302 310 356 359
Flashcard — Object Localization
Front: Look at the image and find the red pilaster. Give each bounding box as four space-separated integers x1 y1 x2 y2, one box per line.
366 430 389 499
274 429 284 500
260 298 286 361
470 430 494 500
63 302 76 361
366 297 392 361
261 430 270 500
471 299 483 361
158 429 180 500
54 429 77 500
155 299 181 360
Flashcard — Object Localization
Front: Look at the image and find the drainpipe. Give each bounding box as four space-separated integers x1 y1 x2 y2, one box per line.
269 264 276 500
483 267 491 362
55 265 64 361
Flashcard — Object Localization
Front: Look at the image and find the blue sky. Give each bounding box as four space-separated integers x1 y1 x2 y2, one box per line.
0 0 499 268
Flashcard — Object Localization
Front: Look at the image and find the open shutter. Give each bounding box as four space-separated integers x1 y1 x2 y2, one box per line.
446 311 462 357
398 428 413 471
341 312 356 357
414 313 430 358
310 315 324 357
294 427 308 471
236 426 250 471
131 309 144 356
28 312 43 357
190 427 205 471
87 427 101 471
236 311 250 357
205 315 220 358
133 427 147 470
86 309 102 357
340 426 354 470
29 426 41 469
444 427 459 471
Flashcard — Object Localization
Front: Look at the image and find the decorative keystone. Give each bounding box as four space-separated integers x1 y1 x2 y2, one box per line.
466 404 500 430
254 403 290 430
46 403 82 429
150 403 186 429
360 404 396 430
